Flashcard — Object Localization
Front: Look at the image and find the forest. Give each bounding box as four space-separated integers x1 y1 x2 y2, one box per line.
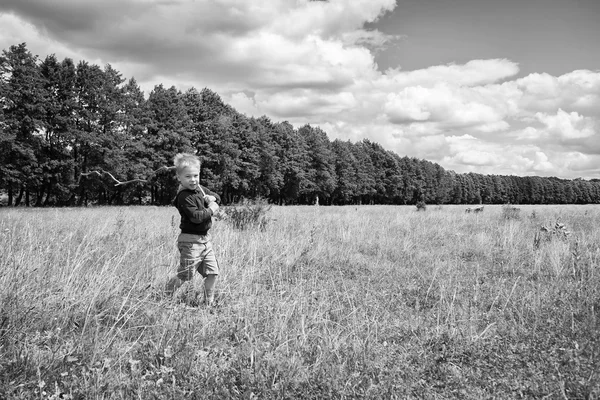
1 43 599 207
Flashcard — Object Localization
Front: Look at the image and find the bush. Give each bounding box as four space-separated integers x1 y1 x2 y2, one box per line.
218 197 272 230
533 220 571 249
501 204 521 220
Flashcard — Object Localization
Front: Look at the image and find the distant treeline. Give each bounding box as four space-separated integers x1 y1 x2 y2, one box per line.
1 43 599 206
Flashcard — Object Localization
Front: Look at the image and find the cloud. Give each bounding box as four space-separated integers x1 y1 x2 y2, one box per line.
1 0 600 179
269 0 396 38
382 59 520 88
381 68 600 177
514 70 600 116
226 92 260 117
567 153 600 175
384 86 432 123
0 0 395 92
257 90 357 118
455 150 501 167
440 137 556 176
340 29 405 50
536 109 596 140
531 151 554 173
383 83 507 131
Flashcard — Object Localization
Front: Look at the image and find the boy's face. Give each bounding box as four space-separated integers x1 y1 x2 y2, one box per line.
177 165 200 190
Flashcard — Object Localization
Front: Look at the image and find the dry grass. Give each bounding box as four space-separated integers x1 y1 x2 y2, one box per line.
1 205 599 399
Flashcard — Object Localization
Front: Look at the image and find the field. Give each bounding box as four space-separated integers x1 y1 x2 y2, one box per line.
1 204 599 399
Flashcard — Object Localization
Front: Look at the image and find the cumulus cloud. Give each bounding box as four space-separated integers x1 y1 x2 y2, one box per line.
382 59 520 88
567 153 600 175
383 83 506 129
514 70 600 116
257 90 357 118
536 109 596 140
0 0 394 91
1 0 600 179
456 150 501 167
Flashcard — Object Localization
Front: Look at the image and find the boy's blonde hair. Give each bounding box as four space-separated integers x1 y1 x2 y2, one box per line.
174 153 200 174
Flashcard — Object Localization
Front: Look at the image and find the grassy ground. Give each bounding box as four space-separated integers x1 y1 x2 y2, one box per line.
0 204 599 399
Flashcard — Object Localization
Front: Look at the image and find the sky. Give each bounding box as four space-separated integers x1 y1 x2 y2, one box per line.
1 0 599 179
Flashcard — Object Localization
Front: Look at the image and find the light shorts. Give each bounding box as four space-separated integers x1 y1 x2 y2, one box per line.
177 233 219 279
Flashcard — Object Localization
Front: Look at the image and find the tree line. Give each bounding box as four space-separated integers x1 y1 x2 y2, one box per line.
1 43 599 207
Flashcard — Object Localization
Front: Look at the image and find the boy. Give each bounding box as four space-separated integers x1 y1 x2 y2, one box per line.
165 153 221 306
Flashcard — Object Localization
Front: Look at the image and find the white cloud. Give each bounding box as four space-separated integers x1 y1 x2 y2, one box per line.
270 0 396 38
257 89 357 118
382 59 520 88
383 83 506 130
567 153 600 173
384 86 432 123
475 121 510 133
532 151 554 173
514 70 600 117
226 92 260 117
536 109 596 140
455 150 501 167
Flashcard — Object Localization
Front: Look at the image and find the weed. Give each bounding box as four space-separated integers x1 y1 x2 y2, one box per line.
534 220 572 250
0 205 599 398
218 197 272 230
501 204 521 220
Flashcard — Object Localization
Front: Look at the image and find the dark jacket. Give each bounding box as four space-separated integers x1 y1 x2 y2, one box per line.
173 186 221 235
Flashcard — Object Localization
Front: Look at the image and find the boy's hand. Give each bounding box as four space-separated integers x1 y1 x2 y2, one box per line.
204 195 217 203
208 201 219 213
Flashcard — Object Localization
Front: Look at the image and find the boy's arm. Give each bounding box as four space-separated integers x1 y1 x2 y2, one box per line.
201 185 221 204
179 192 214 224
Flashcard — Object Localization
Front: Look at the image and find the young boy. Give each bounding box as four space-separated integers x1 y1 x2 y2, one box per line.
165 153 221 306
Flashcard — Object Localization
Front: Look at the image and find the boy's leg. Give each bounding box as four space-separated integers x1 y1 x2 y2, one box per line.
203 275 218 306
198 241 220 305
164 276 183 297
165 243 200 297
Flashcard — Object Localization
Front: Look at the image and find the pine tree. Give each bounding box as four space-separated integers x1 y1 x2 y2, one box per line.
298 124 336 204
38 54 79 205
120 77 150 204
146 84 193 204
331 139 359 204
277 121 309 204
0 43 47 206
253 116 284 201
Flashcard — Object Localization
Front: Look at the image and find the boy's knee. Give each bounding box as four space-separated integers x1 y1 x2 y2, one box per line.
177 270 192 281
165 276 184 296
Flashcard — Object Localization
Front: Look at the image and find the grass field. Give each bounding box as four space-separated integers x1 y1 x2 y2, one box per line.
1 204 599 399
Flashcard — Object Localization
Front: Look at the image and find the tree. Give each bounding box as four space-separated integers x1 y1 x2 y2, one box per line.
38 54 79 205
351 141 378 204
397 156 422 204
361 140 394 204
331 139 359 204
118 77 151 204
4 43 600 207
298 124 336 204
71 61 117 205
145 84 193 204
252 116 284 201
184 88 243 202
276 121 310 204
0 43 47 206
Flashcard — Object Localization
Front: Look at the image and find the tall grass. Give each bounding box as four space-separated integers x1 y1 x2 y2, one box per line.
0 205 599 399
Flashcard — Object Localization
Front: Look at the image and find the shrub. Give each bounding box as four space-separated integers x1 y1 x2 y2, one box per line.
501 204 521 220
533 220 571 249
218 197 272 230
